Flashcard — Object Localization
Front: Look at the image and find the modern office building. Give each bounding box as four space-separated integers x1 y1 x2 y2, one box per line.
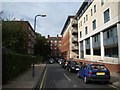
75 0 120 73
61 16 79 60
47 35 61 58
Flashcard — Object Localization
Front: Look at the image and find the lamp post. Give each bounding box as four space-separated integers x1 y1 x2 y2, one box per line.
32 14 46 77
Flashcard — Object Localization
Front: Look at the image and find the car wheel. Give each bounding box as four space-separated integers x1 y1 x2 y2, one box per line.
84 76 89 84
68 68 71 72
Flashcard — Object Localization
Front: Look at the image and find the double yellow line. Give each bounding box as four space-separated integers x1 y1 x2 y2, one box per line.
40 68 47 90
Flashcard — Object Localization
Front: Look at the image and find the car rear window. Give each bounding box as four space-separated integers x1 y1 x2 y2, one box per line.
91 65 107 70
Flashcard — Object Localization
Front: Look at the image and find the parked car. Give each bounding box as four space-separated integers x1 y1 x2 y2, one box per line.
61 59 66 67
66 60 81 72
78 63 110 84
49 58 54 64
62 60 68 69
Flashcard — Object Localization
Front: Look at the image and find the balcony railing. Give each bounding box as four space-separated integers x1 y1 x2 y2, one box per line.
72 46 78 50
72 37 78 43
72 29 78 35
72 20 78 27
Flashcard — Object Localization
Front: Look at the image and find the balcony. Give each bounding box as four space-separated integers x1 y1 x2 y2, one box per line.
72 46 78 51
72 29 78 35
72 20 78 27
72 37 78 43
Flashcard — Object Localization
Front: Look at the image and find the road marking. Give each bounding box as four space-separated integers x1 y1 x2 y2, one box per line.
63 73 71 81
108 84 120 90
40 68 47 90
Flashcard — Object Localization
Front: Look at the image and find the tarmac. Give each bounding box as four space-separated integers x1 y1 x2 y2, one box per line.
2 63 120 89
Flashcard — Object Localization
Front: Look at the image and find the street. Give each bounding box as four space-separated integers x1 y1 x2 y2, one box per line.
42 63 116 89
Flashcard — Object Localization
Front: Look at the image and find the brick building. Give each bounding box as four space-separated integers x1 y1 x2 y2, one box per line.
3 21 36 55
61 16 79 60
47 35 61 58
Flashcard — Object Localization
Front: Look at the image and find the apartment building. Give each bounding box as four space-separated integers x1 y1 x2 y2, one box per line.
75 0 120 73
61 16 79 60
3 21 36 55
47 35 61 58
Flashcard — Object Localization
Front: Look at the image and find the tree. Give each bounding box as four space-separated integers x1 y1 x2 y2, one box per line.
34 33 51 61
2 21 29 54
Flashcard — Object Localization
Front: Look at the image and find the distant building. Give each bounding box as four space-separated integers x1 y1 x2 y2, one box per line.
3 21 36 54
61 16 79 60
47 35 61 58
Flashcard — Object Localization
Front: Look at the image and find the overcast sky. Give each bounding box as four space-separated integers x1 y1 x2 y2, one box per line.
1 1 84 37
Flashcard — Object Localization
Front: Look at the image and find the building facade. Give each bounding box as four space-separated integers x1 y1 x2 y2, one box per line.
47 35 61 58
3 21 36 55
76 0 120 73
61 16 79 60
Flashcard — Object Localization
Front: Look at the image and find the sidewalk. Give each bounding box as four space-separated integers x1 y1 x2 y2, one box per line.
110 73 120 89
2 64 46 89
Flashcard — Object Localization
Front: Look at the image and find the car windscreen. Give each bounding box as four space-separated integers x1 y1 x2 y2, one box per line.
91 65 107 70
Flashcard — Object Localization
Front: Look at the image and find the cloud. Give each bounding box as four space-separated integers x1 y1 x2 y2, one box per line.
2 2 82 37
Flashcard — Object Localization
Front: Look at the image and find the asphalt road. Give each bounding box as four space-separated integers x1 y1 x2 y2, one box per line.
42 63 117 89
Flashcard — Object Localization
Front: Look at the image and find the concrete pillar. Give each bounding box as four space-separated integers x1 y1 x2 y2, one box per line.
79 42 81 59
90 37 93 61
83 40 86 59
100 32 104 60
117 23 120 64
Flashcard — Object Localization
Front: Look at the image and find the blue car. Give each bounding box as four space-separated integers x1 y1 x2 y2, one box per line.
78 64 110 84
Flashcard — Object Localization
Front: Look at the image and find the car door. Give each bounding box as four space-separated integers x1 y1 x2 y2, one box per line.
79 65 85 78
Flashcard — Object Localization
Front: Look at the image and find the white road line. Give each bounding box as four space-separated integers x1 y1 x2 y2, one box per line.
63 73 71 81
108 84 120 90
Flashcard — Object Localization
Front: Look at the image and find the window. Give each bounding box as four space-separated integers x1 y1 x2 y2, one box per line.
84 17 85 23
80 31 82 38
94 5 96 13
86 15 88 21
101 0 104 6
79 22 81 28
92 19 96 30
81 21 82 26
104 9 110 23
85 27 88 35
107 29 113 38
91 9 93 16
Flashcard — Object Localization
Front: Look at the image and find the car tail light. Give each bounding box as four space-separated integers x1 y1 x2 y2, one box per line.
88 71 92 74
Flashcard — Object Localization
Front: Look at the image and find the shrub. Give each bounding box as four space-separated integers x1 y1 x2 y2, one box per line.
2 52 34 84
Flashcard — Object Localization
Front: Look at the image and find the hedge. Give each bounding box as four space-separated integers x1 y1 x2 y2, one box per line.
2 52 35 84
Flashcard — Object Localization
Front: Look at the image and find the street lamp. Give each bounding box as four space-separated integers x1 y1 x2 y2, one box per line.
32 14 46 77
34 14 46 31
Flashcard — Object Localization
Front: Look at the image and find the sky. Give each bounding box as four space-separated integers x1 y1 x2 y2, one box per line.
1 0 84 37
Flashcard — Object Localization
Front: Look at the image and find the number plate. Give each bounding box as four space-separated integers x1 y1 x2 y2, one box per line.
96 72 105 75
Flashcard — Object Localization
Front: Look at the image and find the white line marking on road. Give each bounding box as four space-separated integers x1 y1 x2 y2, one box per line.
63 73 71 81
108 84 120 90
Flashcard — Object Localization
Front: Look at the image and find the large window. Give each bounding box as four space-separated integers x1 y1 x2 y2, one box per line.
92 19 96 30
104 9 110 23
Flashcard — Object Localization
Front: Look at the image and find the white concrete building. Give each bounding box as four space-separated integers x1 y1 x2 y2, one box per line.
75 0 120 73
